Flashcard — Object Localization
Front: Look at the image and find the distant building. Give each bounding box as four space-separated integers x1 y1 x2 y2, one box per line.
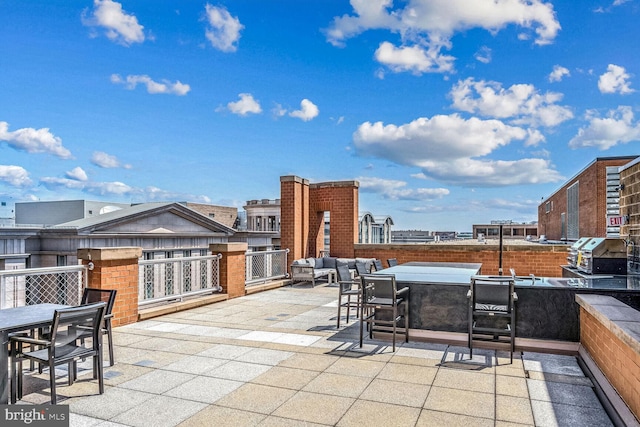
473 221 538 240
392 230 434 243
230 199 281 251
538 156 637 241
1 201 235 269
358 212 393 244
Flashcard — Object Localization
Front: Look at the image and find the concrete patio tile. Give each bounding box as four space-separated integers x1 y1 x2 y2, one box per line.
111 332 154 346
115 347 186 367
215 383 297 414
388 355 441 367
301 372 372 398
196 343 255 359
530 400 614 427
235 348 295 365
359 378 429 408
424 386 495 419
257 416 327 427
67 387 155 420
118 369 195 394
494 422 534 427
163 355 228 375
376 362 437 385
128 336 178 351
337 400 421 427
324 357 386 378
526 370 593 386
272 391 354 425
164 376 243 404
205 360 273 382
496 395 534 425
496 374 529 398
527 379 602 408
251 366 319 390
522 353 584 377
162 339 219 355
101 364 154 386
432 367 495 393
176 405 266 427
277 353 337 371
415 409 494 427
109 395 207 427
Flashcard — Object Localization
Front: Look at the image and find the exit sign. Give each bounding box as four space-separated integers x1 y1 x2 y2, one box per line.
607 215 627 227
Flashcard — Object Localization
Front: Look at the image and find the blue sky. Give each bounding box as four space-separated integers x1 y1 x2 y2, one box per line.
1 0 639 231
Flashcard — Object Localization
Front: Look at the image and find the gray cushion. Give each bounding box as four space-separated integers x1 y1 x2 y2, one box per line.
323 257 337 269
314 257 324 269
306 257 316 267
292 259 308 266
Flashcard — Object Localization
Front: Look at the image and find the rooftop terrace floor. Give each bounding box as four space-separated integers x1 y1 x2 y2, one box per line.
17 283 613 426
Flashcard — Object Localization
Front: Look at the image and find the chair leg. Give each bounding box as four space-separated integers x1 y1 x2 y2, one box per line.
107 328 115 367
337 293 342 328
97 353 104 395
346 295 351 324
404 301 409 343
359 306 364 347
392 306 397 352
49 361 57 405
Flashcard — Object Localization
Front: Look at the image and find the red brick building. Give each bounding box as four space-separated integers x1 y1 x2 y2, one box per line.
538 156 637 241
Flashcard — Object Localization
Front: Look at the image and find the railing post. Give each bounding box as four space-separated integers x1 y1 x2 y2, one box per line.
78 247 142 327
210 243 247 298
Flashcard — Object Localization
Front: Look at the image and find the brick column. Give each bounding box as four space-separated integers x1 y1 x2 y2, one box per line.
210 243 247 299
281 175 310 265
77 247 142 327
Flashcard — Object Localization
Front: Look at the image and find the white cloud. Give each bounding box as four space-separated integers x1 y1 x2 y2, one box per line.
226 93 262 116
289 99 319 121
569 106 640 149
272 103 287 118
613 0 631 6
374 42 455 74
110 74 190 95
353 114 563 186
91 151 132 169
65 167 88 181
474 46 492 64
204 4 243 52
598 64 634 94
0 121 72 159
449 78 573 127
357 176 449 200
0 165 31 187
82 0 145 46
548 65 570 82
39 177 212 203
326 0 560 73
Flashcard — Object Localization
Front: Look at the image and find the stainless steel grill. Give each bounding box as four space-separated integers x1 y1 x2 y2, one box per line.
577 237 627 274
567 237 593 268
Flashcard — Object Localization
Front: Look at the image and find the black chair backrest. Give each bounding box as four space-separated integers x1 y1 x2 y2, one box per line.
373 260 384 271
387 258 398 267
470 277 515 314
82 288 117 316
360 274 397 301
50 302 106 357
355 262 369 276
336 264 352 290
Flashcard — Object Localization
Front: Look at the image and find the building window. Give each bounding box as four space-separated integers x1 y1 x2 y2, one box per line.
545 201 551 213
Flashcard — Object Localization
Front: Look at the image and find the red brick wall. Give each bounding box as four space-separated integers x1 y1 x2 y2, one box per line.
211 243 247 299
280 176 309 262
621 160 640 247
538 157 635 240
355 243 569 277
580 308 640 419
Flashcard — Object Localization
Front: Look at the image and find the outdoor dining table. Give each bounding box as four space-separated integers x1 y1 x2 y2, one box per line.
0 303 70 404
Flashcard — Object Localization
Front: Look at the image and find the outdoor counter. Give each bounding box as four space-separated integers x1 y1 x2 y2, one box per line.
377 262 640 342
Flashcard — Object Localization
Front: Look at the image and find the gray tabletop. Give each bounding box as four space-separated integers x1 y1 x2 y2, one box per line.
0 303 69 332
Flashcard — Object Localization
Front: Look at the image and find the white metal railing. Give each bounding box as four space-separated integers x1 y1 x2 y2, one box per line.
245 249 289 286
138 254 222 307
0 265 87 309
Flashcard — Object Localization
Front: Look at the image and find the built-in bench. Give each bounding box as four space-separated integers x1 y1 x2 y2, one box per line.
576 294 640 426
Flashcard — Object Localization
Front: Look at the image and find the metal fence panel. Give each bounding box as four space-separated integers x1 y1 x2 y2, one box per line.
138 254 222 306
0 266 87 309
245 249 289 286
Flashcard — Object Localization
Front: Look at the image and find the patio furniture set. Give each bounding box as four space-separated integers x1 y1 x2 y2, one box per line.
0 288 117 405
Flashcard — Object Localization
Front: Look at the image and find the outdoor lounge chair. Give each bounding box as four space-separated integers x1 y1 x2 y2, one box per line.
467 276 518 363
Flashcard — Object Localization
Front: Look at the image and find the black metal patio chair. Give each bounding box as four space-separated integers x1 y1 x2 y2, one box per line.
467 276 518 363
336 264 361 328
81 288 117 366
10 301 107 404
